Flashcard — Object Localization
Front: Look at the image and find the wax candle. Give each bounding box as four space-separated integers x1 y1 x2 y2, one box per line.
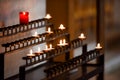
63 39 66 44
95 43 102 49
46 27 53 34
19 12 29 24
44 45 50 51
45 14 52 19
59 24 65 30
32 32 39 37
78 33 86 40
38 47 41 52
57 39 68 46
60 40 62 44
49 44 52 49
27 49 35 57
35 47 43 56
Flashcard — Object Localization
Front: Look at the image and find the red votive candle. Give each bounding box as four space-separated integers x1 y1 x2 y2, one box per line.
19 12 29 24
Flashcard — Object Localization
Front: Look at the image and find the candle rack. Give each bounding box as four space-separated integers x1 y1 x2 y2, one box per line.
19 38 83 80
22 38 82 66
2 29 68 53
0 17 104 80
0 18 52 38
44 48 102 80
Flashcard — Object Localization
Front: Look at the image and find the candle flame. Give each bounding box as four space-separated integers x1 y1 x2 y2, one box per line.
60 40 62 44
49 44 52 49
30 49 33 55
23 12 26 15
46 45 48 50
59 24 65 30
79 33 86 39
63 39 66 44
45 14 52 19
48 27 51 32
96 43 102 49
38 47 41 52
34 32 38 36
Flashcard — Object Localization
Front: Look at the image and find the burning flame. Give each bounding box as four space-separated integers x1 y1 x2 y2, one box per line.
59 24 65 30
45 14 52 19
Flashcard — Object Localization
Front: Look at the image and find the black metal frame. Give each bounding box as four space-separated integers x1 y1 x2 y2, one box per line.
0 1 104 79
0 18 51 38
43 45 103 80
2 29 68 53
19 38 83 80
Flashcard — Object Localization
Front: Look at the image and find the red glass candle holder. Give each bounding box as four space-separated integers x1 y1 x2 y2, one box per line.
19 12 29 24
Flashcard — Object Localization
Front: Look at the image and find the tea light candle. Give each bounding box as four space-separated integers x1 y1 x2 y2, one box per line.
32 32 39 37
19 12 29 24
44 14 52 19
46 27 53 34
95 43 102 49
49 44 52 49
38 47 41 52
49 44 54 50
27 49 35 57
37 47 43 53
78 33 86 40
44 45 51 51
60 40 63 44
63 39 66 44
59 24 65 30
57 39 68 46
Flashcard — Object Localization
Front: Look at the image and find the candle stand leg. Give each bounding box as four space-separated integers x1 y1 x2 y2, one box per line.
82 44 87 80
19 66 25 80
97 54 104 80
0 53 4 80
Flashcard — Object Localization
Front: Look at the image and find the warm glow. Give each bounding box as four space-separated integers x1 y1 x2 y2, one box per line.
63 39 66 44
60 40 63 44
59 24 65 30
49 44 52 49
46 27 53 34
78 33 86 40
46 45 48 50
95 43 102 49
23 12 26 15
27 49 35 57
48 27 51 32
32 32 38 37
30 49 33 55
45 14 52 19
58 39 68 46
38 47 41 52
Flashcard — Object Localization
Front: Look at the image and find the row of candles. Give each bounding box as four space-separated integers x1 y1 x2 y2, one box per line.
27 33 102 57
32 24 65 37
22 13 102 57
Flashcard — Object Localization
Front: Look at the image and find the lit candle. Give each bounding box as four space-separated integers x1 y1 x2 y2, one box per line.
19 12 29 24
49 44 52 49
44 45 50 51
60 40 62 44
38 47 41 52
27 49 35 57
46 27 53 34
59 24 65 30
32 32 39 37
63 39 66 44
44 14 52 19
95 43 102 49
46 45 48 50
78 33 86 40
57 39 68 46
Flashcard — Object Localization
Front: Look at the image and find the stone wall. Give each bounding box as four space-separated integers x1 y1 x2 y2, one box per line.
0 0 46 79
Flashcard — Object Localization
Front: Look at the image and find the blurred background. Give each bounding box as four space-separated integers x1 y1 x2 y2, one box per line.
0 0 120 80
